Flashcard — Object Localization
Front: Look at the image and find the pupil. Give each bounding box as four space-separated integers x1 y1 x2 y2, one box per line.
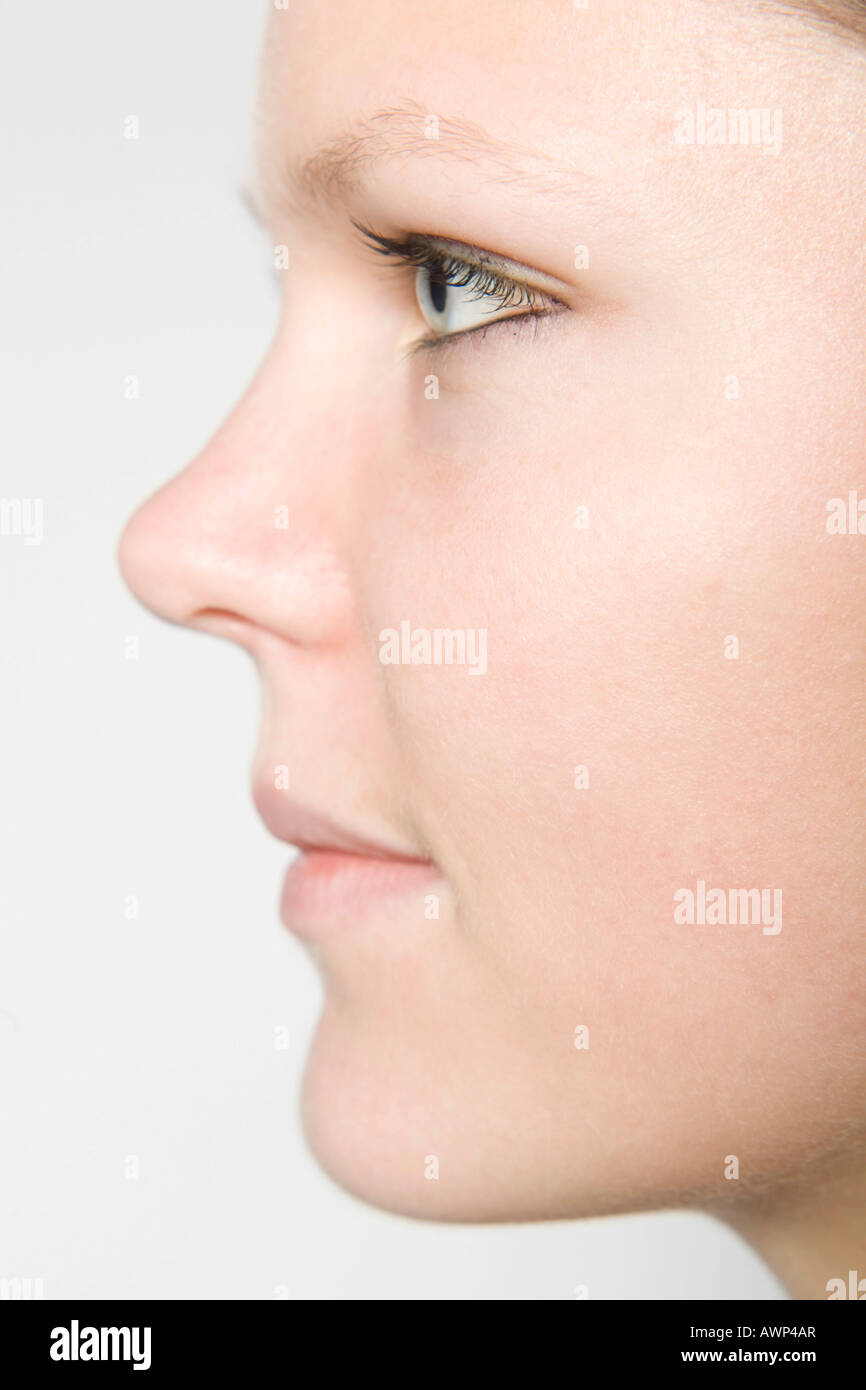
429 275 448 315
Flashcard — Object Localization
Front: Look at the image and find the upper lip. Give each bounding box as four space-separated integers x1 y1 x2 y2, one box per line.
252 779 431 862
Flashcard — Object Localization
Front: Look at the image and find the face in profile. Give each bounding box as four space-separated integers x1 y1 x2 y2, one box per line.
119 0 866 1293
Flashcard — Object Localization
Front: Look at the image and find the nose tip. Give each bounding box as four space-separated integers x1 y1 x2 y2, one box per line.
118 450 355 649
117 495 162 618
117 479 197 628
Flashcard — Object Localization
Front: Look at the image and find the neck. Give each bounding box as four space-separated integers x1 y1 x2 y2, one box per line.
711 1150 866 1300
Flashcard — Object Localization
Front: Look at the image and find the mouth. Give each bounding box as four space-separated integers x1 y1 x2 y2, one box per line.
280 848 440 935
252 780 440 936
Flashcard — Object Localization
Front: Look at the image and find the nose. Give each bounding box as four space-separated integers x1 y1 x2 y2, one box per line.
118 347 354 651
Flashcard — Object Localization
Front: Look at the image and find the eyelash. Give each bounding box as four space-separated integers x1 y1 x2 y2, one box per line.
353 221 560 351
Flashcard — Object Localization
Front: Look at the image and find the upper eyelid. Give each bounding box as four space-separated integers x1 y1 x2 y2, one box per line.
352 221 568 299
421 236 566 299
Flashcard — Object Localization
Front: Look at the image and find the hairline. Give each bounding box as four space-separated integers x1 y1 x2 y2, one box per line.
762 0 866 41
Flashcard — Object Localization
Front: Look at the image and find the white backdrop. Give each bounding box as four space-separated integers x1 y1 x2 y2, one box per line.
0 0 784 1300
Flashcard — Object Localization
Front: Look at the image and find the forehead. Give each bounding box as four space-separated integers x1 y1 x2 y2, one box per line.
260 0 828 131
255 0 840 221
258 0 702 184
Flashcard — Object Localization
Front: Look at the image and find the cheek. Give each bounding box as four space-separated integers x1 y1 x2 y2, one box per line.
352 344 866 1198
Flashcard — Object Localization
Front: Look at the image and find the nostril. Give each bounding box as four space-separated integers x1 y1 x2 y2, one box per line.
187 608 264 651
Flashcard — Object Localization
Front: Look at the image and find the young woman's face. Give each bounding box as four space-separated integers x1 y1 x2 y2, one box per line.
120 0 866 1221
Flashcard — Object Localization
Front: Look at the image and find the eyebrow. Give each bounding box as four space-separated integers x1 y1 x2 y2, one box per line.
282 98 602 212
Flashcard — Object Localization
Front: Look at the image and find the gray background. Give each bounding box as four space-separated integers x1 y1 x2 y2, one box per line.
0 0 784 1299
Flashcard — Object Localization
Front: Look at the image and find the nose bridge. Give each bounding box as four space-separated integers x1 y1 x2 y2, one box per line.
118 361 358 647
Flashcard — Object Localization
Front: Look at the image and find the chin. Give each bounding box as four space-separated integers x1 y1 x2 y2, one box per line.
299 1006 501 1221
297 998 724 1225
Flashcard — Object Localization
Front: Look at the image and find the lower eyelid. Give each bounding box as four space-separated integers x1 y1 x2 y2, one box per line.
409 303 566 357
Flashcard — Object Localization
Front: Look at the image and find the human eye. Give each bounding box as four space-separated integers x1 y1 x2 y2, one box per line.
353 222 568 349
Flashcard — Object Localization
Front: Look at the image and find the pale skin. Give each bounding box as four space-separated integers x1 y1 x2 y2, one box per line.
119 0 866 1298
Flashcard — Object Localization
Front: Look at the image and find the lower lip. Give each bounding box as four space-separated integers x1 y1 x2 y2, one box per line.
280 850 439 935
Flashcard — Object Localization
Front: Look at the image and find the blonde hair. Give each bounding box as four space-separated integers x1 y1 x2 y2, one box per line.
778 0 866 37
